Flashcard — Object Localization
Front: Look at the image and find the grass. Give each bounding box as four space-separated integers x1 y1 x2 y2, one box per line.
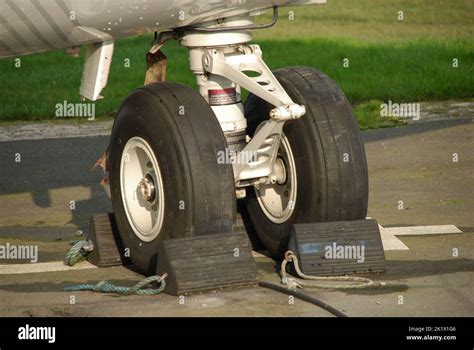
0 37 471 123
254 0 474 42
354 100 408 130
0 0 473 126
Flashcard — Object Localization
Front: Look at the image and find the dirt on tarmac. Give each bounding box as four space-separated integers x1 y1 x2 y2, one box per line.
0 108 473 317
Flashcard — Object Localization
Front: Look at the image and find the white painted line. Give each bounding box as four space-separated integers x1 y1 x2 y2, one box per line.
0 261 97 275
378 224 462 251
383 225 462 236
0 225 462 268
379 229 410 251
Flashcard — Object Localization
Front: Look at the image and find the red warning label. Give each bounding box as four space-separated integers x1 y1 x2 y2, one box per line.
208 88 238 106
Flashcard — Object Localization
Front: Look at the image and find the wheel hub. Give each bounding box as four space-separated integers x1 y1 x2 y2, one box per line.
120 137 165 242
271 157 287 185
255 134 297 224
139 174 156 202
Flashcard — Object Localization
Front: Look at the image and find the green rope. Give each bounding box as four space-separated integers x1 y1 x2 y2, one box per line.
63 274 167 295
63 238 167 296
64 239 94 266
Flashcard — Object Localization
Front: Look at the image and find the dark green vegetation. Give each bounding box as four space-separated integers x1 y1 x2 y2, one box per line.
0 0 472 128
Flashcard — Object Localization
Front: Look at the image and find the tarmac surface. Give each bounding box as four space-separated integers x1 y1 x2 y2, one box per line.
0 114 473 317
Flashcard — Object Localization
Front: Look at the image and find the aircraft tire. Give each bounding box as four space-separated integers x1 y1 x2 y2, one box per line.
108 82 236 275
244 66 369 258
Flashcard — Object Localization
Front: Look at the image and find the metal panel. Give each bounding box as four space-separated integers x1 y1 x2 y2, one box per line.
0 0 327 58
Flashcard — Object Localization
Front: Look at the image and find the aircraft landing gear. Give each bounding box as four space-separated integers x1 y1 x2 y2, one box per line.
107 15 368 273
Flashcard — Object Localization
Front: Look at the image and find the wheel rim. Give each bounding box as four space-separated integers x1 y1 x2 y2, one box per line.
120 137 165 242
255 134 297 224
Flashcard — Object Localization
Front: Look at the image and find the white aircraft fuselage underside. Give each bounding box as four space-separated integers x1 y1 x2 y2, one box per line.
0 0 325 58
